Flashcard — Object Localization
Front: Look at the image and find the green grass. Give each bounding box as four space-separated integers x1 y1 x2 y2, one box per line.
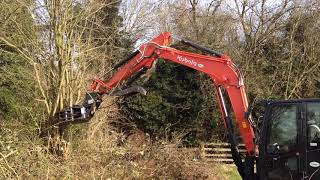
220 165 242 180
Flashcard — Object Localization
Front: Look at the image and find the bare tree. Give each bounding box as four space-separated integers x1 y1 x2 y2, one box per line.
0 0 124 155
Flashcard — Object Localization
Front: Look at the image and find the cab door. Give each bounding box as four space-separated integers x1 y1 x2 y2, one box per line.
305 102 320 179
258 102 303 180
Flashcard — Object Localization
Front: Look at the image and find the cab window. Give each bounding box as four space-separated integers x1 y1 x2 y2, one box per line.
267 104 298 154
307 102 320 149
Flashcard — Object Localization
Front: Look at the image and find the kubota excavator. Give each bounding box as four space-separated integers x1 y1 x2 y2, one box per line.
56 32 320 180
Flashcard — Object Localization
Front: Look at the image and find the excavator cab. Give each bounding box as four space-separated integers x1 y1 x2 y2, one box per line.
258 99 320 180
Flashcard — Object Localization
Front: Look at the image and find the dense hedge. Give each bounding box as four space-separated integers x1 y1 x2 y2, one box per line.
123 60 224 145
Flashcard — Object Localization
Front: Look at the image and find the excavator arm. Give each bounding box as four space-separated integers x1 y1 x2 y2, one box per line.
57 32 256 179
91 32 255 152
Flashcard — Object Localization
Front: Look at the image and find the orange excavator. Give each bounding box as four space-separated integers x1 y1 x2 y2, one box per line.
57 32 320 180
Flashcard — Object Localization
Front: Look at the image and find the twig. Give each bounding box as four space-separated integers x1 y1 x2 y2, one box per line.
0 151 18 178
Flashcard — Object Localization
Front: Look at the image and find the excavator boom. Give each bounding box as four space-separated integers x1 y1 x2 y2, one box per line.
91 32 255 153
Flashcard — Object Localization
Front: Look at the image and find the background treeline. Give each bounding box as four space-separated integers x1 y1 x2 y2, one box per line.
0 0 320 178
1 0 320 145
122 0 320 144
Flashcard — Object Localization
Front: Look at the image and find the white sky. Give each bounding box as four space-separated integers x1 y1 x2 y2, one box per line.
119 0 288 46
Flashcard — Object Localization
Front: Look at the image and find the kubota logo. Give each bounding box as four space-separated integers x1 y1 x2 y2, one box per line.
177 55 204 68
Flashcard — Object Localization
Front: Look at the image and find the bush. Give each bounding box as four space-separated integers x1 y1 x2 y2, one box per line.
123 60 222 145
0 52 38 121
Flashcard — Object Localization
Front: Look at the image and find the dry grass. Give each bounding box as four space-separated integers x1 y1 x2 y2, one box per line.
0 97 231 180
